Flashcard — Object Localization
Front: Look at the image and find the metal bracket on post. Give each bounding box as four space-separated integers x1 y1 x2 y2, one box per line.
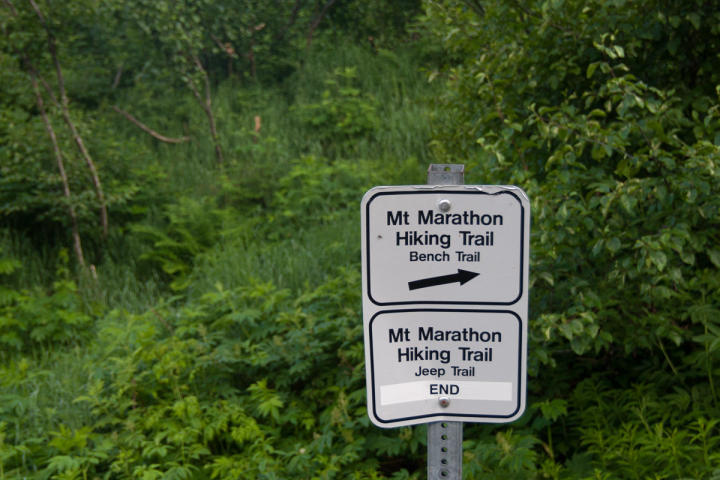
427 164 464 185
427 163 464 480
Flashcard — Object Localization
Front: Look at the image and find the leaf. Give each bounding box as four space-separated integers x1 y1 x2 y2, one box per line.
538 399 568 422
586 62 599 79
538 271 554 286
606 237 621 253
0 258 21 275
591 239 604 256
708 249 720 268
649 250 667 271
679 249 695 265
46 455 81 473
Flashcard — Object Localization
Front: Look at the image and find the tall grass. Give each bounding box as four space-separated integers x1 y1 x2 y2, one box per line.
0 229 56 289
3 39 439 328
1 42 437 457
84 39 439 307
0 348 94 438
290 42 437 165
188 214 360 295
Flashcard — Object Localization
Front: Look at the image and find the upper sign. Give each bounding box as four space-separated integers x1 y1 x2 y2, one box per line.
361 185 530 428
363 187 527 306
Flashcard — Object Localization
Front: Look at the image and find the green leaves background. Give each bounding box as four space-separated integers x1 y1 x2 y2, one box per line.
1 0 719 478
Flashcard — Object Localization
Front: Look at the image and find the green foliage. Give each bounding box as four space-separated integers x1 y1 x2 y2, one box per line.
3 0 720 477
269 155 381 231
571 378 720 479
0 4 436 478
0 103 81 232
421 0 720 363
132 197 237 291
324 0 422 44
0 250 94 356
292 67 380 151
53 271 414 478
0 3 163 254
421 0 720 476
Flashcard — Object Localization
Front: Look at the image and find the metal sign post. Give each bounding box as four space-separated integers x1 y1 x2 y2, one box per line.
426 164 463 480
428 421 463 479
360 164 530 478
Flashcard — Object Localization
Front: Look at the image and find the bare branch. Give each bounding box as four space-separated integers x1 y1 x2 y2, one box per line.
29 0 109 237
30 71 86 267
209 33 239 76
209 33 238 58
112 65 123 89
112 105 191 144
253 115 261 143
273 0 305 43
1 0 18 16
186 54 224 164
306 0 336 48
36 69 59 104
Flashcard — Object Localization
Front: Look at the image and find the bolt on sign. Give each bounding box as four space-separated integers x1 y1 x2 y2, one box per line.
361 185 530 427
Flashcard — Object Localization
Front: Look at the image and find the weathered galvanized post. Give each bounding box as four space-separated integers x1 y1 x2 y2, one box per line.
426 164 464 480
360 164 530 480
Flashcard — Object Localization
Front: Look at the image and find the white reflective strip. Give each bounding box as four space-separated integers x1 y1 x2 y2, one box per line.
380 381 512 405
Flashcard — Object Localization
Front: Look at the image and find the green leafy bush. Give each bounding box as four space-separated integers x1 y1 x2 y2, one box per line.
4 1 719 476
292 67 379 152
269 155 380 231
132 197 237 291
572 378 720 479
0 250 94 356
421 0 720 476
4 270 418 478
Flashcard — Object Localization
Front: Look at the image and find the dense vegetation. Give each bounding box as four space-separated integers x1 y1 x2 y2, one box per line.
1 0 718 478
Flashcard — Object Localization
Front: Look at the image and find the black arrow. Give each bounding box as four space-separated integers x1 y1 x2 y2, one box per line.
408 269 480 291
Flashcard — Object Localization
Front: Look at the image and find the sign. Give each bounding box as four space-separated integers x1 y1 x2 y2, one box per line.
361 186 529 427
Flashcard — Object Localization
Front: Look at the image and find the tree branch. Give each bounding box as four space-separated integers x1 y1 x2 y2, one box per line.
209 33 238 58
112 64 123 89
186 54 224 164
29 0 109 238
30 71 86 267
112 105 190 144
209 32 238 76
1 0 17 16
273 0 305 43
306 0 336 48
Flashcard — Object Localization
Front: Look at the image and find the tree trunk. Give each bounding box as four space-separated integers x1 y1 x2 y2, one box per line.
112 105 190 144
187 54 224 165
29 0 109 238
30 72 86 268
306 0 336 48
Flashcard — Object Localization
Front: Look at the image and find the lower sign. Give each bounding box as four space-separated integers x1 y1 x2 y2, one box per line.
367 309 524 426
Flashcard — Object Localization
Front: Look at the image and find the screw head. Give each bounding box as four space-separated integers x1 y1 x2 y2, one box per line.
438 199 452 212
439 396 450 408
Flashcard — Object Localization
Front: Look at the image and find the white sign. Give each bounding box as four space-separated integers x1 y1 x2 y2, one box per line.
361 186 529 427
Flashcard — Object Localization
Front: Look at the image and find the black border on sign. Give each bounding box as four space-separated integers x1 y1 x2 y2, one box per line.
369 308 524 425
365 190 526 306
